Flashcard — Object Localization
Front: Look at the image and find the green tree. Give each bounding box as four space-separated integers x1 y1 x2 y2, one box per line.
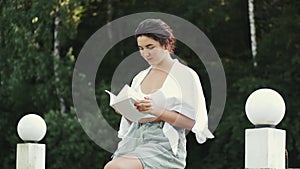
1 0 299 168
0 0 85 168
255 0 300 167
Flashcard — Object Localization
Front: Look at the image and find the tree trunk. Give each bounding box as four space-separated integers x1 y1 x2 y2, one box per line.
107 0 113 40
53 12 66 113
248 0 258 67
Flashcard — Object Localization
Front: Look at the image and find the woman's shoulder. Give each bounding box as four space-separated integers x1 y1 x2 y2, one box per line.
131 67 151 86
134 67 151 79
174 60 200 79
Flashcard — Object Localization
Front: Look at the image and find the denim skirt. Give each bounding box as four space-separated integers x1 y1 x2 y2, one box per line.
112 122 187 169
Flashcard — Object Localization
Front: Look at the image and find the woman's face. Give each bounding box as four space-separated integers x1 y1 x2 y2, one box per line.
137 35 168 66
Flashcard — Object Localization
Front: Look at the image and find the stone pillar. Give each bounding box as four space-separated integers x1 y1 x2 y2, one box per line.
16 143 46 169
245 128 286 169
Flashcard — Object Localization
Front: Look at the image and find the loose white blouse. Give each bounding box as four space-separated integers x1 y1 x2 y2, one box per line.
118 59 214 155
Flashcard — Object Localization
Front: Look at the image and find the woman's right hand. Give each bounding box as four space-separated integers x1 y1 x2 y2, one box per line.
114 109 121 115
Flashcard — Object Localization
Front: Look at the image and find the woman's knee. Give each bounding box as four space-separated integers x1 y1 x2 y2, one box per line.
103 156 143 169
104 160 121 169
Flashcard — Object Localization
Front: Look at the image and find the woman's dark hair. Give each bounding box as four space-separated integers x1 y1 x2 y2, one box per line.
135 19 176 54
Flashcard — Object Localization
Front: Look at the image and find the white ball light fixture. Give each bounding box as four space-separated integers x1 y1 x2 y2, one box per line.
17 114 47 142
245 88 286 127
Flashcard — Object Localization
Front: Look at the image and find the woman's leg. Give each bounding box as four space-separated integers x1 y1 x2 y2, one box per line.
104 154 143 169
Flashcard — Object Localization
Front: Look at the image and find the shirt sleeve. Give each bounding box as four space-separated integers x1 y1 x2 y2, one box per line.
117 69 149 138
188 70 214 143
168 65 214 143
118 116 131 138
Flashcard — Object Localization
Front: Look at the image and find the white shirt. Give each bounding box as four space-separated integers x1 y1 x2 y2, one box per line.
118 59 214 155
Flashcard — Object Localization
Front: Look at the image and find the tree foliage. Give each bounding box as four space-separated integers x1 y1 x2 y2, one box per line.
0 0 299 168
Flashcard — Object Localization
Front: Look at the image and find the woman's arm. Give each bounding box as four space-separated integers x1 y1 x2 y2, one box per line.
135 97 195 130
155 108 195 130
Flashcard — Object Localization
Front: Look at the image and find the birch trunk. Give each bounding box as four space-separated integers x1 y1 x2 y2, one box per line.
53 13 66 113
107 0 113 41
248 0 258 67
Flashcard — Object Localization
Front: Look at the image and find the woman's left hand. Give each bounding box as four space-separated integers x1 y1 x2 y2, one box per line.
134 97 164 117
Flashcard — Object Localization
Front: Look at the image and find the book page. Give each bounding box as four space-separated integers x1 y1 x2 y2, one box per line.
114 98 150 122
117 84 143 101
105 84 154 122
104 90 116 106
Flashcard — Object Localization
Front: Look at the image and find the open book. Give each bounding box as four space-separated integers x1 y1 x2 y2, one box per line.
105 84 154 122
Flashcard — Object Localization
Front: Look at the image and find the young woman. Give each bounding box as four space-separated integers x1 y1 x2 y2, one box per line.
104 18 214 169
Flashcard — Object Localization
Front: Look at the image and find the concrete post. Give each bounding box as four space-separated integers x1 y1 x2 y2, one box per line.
245 128 286 169
16 143 46 169
16 114 47 169
244 88 286 169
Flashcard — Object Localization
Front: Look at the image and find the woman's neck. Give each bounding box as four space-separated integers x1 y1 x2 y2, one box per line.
152 54 174 72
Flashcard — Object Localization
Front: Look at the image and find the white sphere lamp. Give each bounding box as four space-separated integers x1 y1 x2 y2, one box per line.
17 114 47 142
245 88 286 127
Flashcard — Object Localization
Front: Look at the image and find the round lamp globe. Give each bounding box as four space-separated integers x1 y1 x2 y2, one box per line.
245 88 286 126
17 114 47 142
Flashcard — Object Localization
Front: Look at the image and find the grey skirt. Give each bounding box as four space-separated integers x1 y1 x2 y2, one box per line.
112 122 187 169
